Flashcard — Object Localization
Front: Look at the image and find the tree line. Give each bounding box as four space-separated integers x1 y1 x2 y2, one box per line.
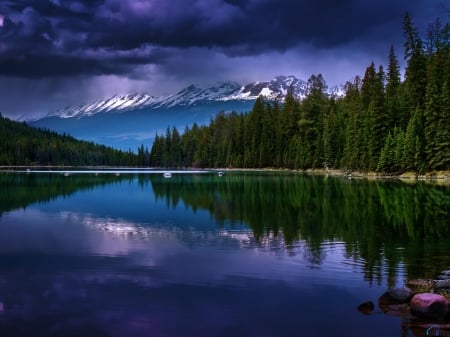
0 114 138 166
149 13 450 173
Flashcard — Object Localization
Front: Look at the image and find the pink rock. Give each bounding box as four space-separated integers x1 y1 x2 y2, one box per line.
410 293 449 321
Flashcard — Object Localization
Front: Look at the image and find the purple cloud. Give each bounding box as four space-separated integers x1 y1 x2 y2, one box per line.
0 0 447 118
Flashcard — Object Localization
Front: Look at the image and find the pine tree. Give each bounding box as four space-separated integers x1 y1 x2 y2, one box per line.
378 128 406 173
171 127 181 167
367 65 387 170
403 115 418 171
406 107 426 173
377 132 395 173
386 46 403 128
278 88 300 166
361 62 377 110
425 18 443 56
341 77 363 169
163 127 172 167
393 127 406 172
434 81 450 170
260 103 275 167
245 96 265 167
298 74 328 168
403 12 427 111
322 100 337 169
359 63 387 170
403 12 421 60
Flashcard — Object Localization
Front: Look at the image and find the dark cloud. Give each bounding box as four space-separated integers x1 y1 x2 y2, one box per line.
0 0 446 119
0 0 442 78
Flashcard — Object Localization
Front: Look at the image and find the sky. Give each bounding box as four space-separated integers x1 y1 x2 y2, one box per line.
0 0 448 119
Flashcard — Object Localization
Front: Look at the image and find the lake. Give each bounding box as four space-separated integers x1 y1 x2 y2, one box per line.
0 171 449 337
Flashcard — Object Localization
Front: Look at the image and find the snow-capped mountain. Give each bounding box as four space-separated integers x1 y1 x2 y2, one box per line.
36 76 318 121
28 75 345 151
225 75 308 101
38 82 239 120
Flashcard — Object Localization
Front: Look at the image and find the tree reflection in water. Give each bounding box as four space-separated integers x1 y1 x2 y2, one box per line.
147 172 450 286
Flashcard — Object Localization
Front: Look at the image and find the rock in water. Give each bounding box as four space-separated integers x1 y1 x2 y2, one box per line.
435 279 450 291
357 301 374 315
410 293 449 321
379 287 414 305
389 288 414 302
436 270 450 280
378 288 414 317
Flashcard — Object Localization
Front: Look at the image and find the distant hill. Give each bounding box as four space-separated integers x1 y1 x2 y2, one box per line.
0 113 136 166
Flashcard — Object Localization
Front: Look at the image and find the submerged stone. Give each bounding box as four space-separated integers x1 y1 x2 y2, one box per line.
410 293 449 321
389 287 414 302
435 279 450 291
379 287 414 306
378 288 414 319
436 270 450 280
357 301 374 315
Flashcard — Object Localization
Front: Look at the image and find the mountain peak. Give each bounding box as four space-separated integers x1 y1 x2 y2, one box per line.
38 75 342 120
233 75 307 100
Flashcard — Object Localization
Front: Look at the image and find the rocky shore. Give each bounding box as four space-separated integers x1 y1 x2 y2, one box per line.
358 270 450 337
304 168 450 183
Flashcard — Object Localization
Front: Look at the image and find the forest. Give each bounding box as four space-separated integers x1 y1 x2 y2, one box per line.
0 114 138 166
149 13 450 173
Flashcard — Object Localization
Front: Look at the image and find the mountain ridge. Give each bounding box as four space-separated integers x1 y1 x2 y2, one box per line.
26 75 344 121
26 75 345 151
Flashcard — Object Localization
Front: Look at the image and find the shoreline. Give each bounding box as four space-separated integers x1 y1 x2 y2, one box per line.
220 167 450 185
1 166 450 184
302 168 450 185
303 168 450 180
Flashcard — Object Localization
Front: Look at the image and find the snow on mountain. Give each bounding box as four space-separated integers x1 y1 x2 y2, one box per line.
53 93 161 119
328 84 346 97
222 75 308 101
155 82 242 108
44 82 242 120
39 75 343 121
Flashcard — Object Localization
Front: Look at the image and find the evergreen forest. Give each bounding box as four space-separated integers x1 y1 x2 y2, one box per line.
0 114 138 166
150 14 450 173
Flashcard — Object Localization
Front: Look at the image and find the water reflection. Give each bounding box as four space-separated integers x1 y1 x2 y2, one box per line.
148 173 450 283
0 172 449 337
1 172 450 283
0 172 132 215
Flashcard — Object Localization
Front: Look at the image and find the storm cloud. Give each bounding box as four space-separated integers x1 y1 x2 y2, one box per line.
0 0 447 118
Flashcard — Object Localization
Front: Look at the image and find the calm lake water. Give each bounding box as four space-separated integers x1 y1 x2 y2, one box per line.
0 171 449 337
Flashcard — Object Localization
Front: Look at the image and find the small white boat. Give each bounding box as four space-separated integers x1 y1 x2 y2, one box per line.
218 171 224 177
163 172 172 178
